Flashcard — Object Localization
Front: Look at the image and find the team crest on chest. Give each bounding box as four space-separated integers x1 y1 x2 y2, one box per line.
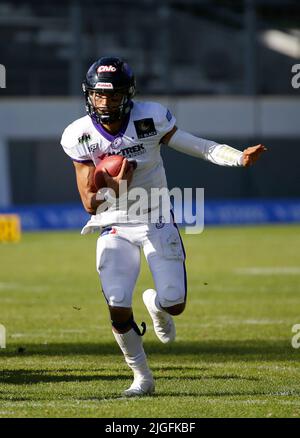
88 143 99 153
78 133 99 153
134 118 157 139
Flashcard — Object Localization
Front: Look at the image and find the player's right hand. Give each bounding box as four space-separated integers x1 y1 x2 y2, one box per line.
103 158 134 197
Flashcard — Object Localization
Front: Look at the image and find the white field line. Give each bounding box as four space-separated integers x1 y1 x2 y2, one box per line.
215 317 290 325
0 283 96 293
0 282 50 292
192 285 298 294
0 398 136 409
9 328 108 338
178 316 293 327
235 267 300 275
2 398 298 410
241 319 287 325
5 317 293 340
10 331 87 338
0 283 20 290
205 398 300 406
256 365 300 372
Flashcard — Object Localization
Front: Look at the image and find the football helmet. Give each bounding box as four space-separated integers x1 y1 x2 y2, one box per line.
82 56 136 125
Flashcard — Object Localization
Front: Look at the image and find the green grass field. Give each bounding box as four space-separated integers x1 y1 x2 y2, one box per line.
1 224 300 418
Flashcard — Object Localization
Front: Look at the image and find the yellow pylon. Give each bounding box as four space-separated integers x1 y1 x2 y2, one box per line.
0 214 21 243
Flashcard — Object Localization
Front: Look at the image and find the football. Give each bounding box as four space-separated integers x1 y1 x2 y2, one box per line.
93 155 125 190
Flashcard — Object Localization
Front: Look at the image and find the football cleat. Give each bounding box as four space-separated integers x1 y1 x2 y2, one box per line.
143 289 176 344
123 377 155 397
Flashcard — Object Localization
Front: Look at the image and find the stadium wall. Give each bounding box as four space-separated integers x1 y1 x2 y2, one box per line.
0 96 299 229
1 200 300 231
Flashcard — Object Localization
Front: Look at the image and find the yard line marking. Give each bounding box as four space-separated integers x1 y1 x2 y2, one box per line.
9 328 110 338
242 319 286 325
178 316 292 327
0 399 130 408
192 285 298 293
0 283 21 290
235 267 300 275
0 282 50 292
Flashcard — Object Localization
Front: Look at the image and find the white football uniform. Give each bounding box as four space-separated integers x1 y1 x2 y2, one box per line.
61 101 176 231
61 101 187 308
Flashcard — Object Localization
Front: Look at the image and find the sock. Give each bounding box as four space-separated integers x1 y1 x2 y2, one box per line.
112 328 152 382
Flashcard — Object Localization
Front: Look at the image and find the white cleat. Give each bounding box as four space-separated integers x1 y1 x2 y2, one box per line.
123 378 155 397
143 289 176 344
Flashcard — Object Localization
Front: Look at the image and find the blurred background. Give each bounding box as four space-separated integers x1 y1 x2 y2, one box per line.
0 0 300 229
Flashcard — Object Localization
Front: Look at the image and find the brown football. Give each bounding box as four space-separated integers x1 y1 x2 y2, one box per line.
93 155 125 190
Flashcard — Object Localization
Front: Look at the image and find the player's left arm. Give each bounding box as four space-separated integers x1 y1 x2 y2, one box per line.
161 126 267 167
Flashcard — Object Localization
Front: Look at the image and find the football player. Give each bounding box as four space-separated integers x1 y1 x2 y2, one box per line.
61 56 266 397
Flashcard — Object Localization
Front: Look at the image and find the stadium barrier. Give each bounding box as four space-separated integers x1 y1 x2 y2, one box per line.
0 199 300 232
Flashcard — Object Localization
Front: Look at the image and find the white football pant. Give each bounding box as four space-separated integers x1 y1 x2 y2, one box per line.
96 218 187 309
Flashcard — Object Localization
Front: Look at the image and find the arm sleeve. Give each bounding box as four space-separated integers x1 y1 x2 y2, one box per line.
61 123 93 163
167 129 244 167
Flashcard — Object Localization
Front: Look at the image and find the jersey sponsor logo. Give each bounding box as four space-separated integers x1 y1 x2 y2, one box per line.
134 118 157 139
95 82 114 89
119 144 145 158
78 133 91 144
109 144 146 159
97 65 117 73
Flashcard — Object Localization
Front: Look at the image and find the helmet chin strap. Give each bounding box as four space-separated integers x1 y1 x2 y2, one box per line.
92 107 122 125
91 96 131 125
98 111 120 125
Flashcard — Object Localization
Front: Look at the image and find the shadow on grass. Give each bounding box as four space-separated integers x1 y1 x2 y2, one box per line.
0 339 297 362
0 370 130 385
3 387 300 403
0 369 260 385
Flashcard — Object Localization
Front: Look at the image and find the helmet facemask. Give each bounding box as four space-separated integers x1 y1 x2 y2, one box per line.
83 86 132 125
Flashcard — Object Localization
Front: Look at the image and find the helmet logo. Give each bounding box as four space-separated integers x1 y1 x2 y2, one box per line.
95 82 113 89
97 65 117 73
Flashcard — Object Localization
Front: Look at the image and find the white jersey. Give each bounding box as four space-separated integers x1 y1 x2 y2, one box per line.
61 101 175 232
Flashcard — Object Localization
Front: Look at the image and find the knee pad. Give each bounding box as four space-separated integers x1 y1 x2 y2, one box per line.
104 286 126 307
158 285 186 308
